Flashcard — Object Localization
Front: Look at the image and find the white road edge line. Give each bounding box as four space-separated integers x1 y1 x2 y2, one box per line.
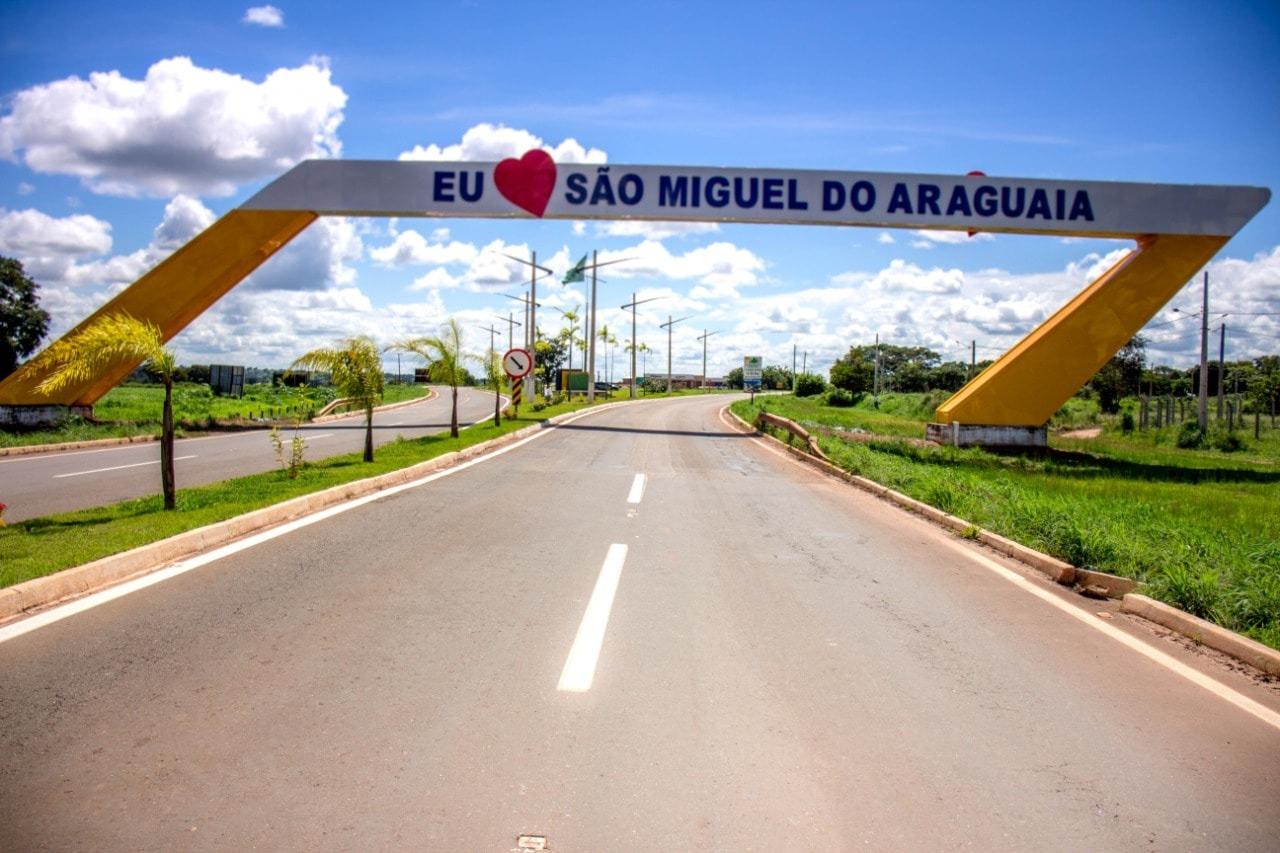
558 544 629 693
720 404 1280 733
0 391 543 644
54 454 198 478
626 473 647 504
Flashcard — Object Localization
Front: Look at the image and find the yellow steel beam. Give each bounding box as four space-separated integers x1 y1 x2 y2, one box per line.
0 210 316 407
934 234 1227 426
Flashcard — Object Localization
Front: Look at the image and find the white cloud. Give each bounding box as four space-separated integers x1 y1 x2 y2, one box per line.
0 56 346 197
876 231 895 244
242 216 363 290
0 208 113 258
242 5 284 27
369 229 478 267
596 239 767 300
16 182 35 195
398 122 606 164
911 229 995 247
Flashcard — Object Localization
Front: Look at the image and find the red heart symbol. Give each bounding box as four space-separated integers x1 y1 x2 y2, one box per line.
494 149 557 217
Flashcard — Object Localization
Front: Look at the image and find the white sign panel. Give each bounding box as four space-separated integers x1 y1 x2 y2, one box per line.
243 154 1269 238
743 356 763 388
503 348 533 378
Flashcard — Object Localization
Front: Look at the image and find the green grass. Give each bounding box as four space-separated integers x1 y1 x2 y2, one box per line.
0 382 432 448
0 395 595 588
734 394 1280 650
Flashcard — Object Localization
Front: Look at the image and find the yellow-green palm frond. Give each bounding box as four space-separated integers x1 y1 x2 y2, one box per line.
291 336 384 409
26 312 171 396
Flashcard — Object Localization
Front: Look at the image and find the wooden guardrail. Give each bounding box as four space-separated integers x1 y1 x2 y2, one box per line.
754 411 832 462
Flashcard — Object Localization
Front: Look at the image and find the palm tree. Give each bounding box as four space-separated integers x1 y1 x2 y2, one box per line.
25 312 181 509
483 348 503 426
291 336 384 462
391 318 465 438
597 324 618 393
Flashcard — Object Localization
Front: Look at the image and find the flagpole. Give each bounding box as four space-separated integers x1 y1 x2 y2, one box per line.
588 250 597 403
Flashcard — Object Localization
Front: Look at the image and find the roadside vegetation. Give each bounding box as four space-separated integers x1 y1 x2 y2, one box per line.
733 390 1280 650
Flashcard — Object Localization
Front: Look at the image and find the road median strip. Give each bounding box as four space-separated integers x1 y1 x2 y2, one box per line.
723 405 1277 678
0 389 439 457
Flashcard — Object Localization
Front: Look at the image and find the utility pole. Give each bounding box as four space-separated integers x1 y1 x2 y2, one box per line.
502 252 553 400
802 351 807 375
621 294 662 399
1217 321 1227 421
970 340 976 380
873 333 882 407
567 251 631 403
660 315 691 394
495 314 521 353
792 343 797 392
1198 270 1210 430
697 329 719 391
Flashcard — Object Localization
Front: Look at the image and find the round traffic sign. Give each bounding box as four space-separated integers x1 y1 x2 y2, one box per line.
502 347 533 378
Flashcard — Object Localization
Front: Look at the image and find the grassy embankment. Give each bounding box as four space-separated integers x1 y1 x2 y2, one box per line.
733 392 1280 650
0 382 430 449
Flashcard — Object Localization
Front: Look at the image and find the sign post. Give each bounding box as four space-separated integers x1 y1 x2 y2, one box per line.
744 355 763 403
503 347 533 413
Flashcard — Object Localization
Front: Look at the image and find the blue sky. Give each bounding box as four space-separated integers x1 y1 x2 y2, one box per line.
1 1 1277 378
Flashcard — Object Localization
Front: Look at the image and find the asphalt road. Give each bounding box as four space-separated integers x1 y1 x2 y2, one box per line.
0 387 498 522
1 394 1277 850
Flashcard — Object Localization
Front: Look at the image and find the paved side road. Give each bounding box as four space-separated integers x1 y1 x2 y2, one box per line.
0 387 497 521
0 393 1276 849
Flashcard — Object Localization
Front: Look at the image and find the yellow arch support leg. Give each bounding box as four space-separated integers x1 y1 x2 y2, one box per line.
933 234 1227 437
0 210 316 408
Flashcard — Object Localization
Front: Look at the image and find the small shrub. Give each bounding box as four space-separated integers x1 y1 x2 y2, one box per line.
1120 411 1135 434
1150 565 1222 620
794 373 826 397
825 388 861 407
530 400 548 412
1176 421 1205 449
1212 431 1245 453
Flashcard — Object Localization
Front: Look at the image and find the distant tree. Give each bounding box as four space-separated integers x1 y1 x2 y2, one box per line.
761 364 793 390
794 373 826 397
25 313 180 508
392 320 465 439
482 349 504 426
927 361 969 392
535 334 568 391
0 256 51 380
292 336 385 461
829 347 875 393
725 366 744 389
1089 335 1146 414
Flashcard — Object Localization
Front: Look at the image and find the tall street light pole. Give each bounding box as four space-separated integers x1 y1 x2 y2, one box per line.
495 314 521 353
621 294 662 399
502 252 553 400
1199 270 1210 430
697 329 719 391
660 315 691 394
567 251 632 403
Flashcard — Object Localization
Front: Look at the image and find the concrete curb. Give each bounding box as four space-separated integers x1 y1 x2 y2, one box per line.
726 404 1277 677
0 391 440 458
0 397 648 625
0 432 159 457
310 388 437 424
1122 593 1280 677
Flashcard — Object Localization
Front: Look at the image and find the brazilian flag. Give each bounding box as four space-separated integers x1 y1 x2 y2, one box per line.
563 254 588 284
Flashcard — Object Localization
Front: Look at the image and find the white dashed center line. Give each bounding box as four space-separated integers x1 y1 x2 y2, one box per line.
558 544 628 693
54 455 198 478
626 473 647 504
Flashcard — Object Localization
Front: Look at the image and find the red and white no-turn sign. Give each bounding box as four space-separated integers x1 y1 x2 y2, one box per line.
503 348 533 378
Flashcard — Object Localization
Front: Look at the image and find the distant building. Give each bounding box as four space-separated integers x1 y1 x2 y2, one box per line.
636 373 725 390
